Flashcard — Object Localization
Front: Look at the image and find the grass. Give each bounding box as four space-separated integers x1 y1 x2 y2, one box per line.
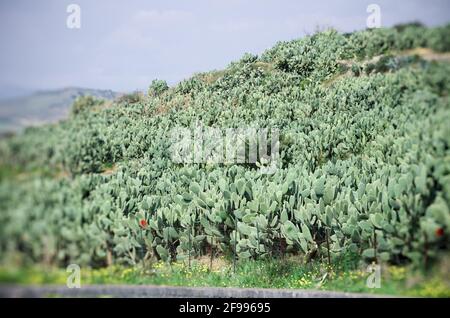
1 254 449 297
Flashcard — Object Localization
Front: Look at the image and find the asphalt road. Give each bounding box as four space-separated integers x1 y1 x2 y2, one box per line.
0 284 388 298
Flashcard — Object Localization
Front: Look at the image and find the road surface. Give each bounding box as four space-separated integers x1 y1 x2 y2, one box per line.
0 284 389 298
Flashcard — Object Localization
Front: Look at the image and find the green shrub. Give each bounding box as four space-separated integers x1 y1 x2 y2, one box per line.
70 96 104 116
351 64 361 76
148 79 169 97
117 91 143 104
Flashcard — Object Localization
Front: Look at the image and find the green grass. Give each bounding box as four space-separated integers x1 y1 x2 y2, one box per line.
0 163 67 182
1 255 449 297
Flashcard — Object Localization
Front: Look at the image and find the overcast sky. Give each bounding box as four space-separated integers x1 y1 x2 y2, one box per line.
1 0 449 96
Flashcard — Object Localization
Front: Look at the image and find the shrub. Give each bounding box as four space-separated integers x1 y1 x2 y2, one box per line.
148 79 169 97
351 64 361 76
117 91 143 104
70 96 104 116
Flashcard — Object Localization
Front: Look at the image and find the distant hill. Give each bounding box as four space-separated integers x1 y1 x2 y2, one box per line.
0 87 121 133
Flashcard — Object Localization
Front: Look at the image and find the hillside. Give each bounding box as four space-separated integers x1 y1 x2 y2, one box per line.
0 87 121 133
0 24 449 277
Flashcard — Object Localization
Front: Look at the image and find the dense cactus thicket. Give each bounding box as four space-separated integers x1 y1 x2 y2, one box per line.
0 24 449 268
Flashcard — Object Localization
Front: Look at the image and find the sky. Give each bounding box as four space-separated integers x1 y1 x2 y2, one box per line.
0 0 449 96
